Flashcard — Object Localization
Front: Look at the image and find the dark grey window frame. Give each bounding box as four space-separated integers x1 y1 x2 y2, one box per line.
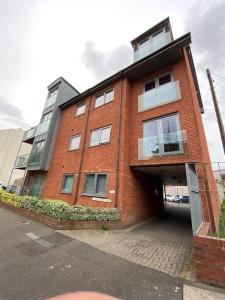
60 174 75 194
82 173 108 197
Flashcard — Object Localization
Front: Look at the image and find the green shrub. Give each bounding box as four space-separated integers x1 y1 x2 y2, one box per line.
0 190 120 221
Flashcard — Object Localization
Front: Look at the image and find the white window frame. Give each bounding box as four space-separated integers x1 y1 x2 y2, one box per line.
89 125 111 147
95 88 114 108
75 102 86 116
83 173 108 197
69 134 81 151
138 26 166 50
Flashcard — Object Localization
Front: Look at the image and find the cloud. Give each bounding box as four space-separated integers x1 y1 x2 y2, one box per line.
81 41 132 80
184 0 225 72
184 0 225 162
0 96 29 129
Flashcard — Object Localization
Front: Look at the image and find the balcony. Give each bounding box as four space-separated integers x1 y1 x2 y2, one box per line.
22 126 37 144
36 119 51 136
14 154 30 169
138 130 187 160
138 81 181 112
27 150 44 169
133 32 171 62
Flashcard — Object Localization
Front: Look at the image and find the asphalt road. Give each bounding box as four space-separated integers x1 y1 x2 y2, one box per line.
0 207 186 300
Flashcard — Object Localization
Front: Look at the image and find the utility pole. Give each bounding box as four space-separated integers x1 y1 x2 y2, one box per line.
206 68 225 154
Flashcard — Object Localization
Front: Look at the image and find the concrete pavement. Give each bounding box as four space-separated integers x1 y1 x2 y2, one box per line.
0 207 185 300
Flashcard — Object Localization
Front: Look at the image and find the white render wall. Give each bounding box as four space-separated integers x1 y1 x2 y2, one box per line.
0 128 31 186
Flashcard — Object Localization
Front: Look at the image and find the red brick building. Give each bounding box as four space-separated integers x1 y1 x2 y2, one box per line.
15 18 220 233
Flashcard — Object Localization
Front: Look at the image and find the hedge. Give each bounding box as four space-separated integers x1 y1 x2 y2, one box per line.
0 190 120 221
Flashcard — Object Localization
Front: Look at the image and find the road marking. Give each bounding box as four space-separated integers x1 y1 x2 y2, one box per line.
25 232 54 248
26 232 39 240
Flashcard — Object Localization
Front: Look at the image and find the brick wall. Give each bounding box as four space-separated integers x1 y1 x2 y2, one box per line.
28 50 219 229
193 223 225 288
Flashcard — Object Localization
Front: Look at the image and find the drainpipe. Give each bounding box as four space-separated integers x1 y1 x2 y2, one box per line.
114 77 124 208
74 96 91 204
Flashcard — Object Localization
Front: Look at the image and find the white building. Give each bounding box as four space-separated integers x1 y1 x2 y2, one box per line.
0 128 31 187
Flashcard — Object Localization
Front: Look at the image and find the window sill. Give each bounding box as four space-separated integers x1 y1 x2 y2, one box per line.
81 193 106 198
88 142 110 148
94 99 114 109
60 191 72 194
68 148 80 152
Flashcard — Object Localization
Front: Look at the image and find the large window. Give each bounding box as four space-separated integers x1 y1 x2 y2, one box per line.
41 111 53 123
69 135 81 151
143 114 182 156
33 140 45 152
90 126 111 146
61 174 74 193
76 102 86 116
44 89 58 109
83 173 107 196
95 89 114 108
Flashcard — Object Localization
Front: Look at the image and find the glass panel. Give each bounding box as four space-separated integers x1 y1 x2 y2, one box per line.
84 174 95 194
62 175 74 193
96 174 107 195
159 73 171 86
44 89 58 108
143 120 159 156
70 135 80 150
100 127 111 143
105 89 114 103
152 31 167 51
90 129 100 146
95 94 104 108
144 80 155 92
162 115 180 153
76 103 86 116
42 111 52 123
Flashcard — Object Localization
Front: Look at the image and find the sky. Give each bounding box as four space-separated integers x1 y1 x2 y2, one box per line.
0 0 224 163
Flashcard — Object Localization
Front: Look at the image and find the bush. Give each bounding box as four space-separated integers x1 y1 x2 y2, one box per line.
0 190 120 221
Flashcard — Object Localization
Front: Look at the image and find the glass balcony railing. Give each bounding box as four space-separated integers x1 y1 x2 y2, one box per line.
23 126 37 142
27 150 44 169
133 32 171 62
36 119 51 136
138 130 187 160
14 154 30 169
138 81 181 112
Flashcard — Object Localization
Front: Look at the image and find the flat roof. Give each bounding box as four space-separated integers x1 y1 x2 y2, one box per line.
60 32 203 111
130 17 172 45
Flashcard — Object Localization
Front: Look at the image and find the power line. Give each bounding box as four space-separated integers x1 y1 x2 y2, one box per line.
211 72 225 80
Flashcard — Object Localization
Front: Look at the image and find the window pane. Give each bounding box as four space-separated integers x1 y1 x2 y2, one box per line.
143 120 159 156
62 175 74 193
95 94 104 108
42 111 52 123
76 103 86 116
69 135 80 150
162 115 179 152
84 174 95 194
96 174 107 195
90 129 100 146
100 127 111 143
144 80 155 92
105 89 114 103
159 74 171 86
